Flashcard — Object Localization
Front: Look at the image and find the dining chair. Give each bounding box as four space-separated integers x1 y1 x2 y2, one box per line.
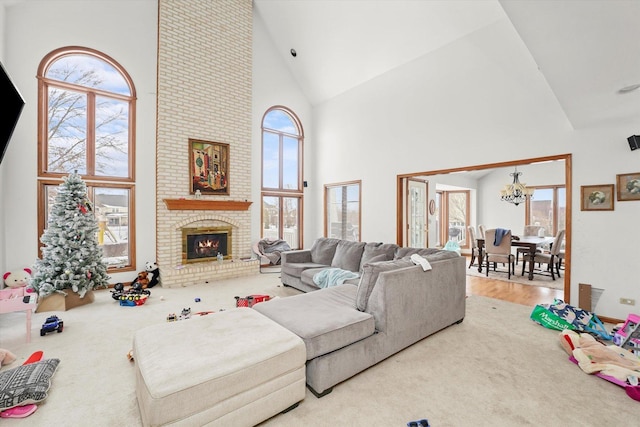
484 228 515 279
520 229 565 280
515 225 543 265
477 224 486 239
467 226 480 269
556 236 566 271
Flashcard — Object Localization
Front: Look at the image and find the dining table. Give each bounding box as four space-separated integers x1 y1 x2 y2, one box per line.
476 235 556 280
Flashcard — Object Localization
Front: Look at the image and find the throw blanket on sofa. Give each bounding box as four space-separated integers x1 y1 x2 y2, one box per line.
313 268 360 288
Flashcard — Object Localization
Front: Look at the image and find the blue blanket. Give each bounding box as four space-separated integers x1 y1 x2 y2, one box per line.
494 228 510 246
313 268 360 288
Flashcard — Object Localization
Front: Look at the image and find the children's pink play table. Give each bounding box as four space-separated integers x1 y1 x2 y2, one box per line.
0 287 38 342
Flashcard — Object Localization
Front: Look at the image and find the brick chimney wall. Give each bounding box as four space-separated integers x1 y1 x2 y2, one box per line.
156 0 257 287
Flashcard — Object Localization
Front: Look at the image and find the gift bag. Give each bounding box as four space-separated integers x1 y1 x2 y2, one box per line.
530 299 612 340
547 299 612 340
530 304 574 331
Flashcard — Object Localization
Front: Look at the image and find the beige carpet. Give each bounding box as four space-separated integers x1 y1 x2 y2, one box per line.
466 259 565 290
0 274 633 426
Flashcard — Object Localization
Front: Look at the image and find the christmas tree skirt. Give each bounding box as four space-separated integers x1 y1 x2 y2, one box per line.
36 290 95 313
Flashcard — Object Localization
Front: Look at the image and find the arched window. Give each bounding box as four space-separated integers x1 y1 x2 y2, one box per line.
261 107 303 249
37 46 136 271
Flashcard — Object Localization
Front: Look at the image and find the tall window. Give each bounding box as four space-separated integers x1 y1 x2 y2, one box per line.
261 107 303 249
37 47 136 271
525 186 566 237
325 181 361 241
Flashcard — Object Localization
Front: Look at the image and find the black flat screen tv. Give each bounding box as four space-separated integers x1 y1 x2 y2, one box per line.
0 60 25 165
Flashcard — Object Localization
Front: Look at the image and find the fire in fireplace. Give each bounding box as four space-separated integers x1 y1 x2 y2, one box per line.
182 226 232 264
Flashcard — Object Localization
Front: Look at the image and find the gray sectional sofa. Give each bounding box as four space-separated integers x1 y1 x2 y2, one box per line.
253 238 466 397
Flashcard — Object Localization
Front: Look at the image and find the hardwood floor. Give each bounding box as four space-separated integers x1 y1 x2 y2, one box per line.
465 257 563 306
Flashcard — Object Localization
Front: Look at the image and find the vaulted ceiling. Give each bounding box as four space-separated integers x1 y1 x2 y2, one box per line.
254 0 640 131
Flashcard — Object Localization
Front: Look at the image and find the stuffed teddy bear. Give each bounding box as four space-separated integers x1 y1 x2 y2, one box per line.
3 268 32 289
145 262 160 288
0 348 17 366
131 271 150 289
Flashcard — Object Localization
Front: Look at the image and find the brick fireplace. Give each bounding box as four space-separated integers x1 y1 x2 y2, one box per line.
155 1 257 288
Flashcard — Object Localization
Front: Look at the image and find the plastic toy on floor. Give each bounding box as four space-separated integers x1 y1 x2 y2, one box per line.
111 282 150 306
166 308 193 322
235 294 270 308
613 313 640 356
40 315 63 336
179 308 191 320
560 329 640 401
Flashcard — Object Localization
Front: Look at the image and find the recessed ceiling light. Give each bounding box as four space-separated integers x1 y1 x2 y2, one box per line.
618 83 640 94
290 49 297 58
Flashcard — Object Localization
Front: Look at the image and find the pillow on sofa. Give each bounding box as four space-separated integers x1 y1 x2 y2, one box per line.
359 242 398 271
0 358 60 410
356 258 414 311
331 240 366 272
310 238 342 266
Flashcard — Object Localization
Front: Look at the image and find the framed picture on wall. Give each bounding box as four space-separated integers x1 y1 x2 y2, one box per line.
580 184 614 211
616 172 640 201
189 139 230 195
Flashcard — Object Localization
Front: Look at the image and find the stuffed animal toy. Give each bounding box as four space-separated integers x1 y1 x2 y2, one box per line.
3 268 32 289
0 348 17 366
145 262 160 288
131 271 150 289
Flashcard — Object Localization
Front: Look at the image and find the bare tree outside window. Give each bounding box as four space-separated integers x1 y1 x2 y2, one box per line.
45 55 130 177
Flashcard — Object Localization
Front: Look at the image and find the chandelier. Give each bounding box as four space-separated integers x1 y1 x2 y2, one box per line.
500 167 534 206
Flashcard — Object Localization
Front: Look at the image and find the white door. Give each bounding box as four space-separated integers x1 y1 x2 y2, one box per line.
407 179 428 248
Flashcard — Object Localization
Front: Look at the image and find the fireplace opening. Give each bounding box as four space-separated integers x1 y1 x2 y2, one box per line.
182 226 232 264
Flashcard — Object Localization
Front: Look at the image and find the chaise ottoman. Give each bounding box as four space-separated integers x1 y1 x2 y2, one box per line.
132 308 306 426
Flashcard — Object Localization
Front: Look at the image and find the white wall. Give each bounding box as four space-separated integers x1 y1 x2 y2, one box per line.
311 17 640 319
0 0 158 284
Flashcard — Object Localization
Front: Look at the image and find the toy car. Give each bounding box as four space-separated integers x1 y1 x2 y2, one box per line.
179 308 192 320
40 315 63 336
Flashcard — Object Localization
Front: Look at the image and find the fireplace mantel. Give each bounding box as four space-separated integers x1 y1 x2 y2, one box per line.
163 199 252 211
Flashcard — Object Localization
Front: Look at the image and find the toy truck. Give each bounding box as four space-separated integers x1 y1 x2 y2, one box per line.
40 315 64 336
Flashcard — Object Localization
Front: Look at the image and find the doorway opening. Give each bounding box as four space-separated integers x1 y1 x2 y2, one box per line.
396 153 571 303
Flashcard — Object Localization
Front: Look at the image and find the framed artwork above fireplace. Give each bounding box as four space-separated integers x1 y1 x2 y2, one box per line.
189 139 229 195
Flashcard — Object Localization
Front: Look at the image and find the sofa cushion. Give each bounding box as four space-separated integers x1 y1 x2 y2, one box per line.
360 242 398 271
330 240 366 272
253 285 375 360
310 238 341 266
356 257 415 311
282 262 329 279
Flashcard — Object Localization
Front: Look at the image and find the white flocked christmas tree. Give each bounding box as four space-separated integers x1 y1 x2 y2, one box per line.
31 172 110 298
